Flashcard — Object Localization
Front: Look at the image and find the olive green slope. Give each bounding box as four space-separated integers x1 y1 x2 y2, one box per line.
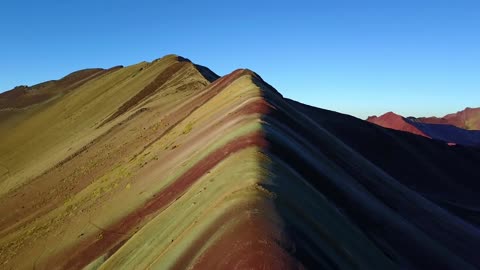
0 55 213 195
0 54 219 268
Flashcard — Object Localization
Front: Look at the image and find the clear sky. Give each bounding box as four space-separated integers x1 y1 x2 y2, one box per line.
1 0 479 119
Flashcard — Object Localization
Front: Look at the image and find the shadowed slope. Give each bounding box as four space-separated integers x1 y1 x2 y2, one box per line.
406 118 480 147
285 100 480 269
1 56 480 270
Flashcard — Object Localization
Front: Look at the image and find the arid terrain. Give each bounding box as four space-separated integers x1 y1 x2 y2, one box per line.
1 55 480 269
367 109 480 147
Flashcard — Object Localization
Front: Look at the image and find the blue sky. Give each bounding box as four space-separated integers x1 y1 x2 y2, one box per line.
1 0 479 119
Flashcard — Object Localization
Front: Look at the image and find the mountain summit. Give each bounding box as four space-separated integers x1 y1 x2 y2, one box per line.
1 55 480 270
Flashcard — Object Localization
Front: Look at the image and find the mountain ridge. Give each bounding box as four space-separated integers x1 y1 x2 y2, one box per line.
369 107 480 130
367 110 480 147
1 55 480 269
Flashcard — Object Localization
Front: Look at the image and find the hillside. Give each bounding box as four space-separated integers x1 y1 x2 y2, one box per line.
419 107 480 130
1 55 480 270
366 112 428 137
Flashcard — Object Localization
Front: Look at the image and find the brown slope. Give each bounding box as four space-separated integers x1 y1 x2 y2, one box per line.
421 107 480 130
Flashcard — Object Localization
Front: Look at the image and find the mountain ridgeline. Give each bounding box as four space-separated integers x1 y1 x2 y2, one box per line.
1 55 480 270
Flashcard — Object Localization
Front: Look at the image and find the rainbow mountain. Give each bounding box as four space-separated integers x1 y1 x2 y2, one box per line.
1 55 480 270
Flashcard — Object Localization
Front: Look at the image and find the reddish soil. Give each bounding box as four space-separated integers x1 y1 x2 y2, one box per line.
61 131 268 269
172 200 304 270
367 112 429 137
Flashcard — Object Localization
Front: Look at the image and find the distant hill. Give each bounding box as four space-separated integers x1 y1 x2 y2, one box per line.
367 109 480 147
419 107 480 130
1 55 480 269
366 112 429 137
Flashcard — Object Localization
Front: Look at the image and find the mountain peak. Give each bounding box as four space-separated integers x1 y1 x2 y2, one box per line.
382 111 402 118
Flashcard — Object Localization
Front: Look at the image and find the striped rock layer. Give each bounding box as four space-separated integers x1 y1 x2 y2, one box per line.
1 55 480 270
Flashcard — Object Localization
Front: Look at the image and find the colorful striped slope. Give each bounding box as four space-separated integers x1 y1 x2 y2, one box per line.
1 55 480 269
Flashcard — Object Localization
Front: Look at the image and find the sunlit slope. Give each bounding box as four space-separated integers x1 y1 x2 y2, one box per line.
0 55 218 268
0 68 113 110
0 55 213 194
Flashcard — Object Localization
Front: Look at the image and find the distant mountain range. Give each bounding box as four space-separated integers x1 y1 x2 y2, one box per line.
1 55 480 269
367 108 480 147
